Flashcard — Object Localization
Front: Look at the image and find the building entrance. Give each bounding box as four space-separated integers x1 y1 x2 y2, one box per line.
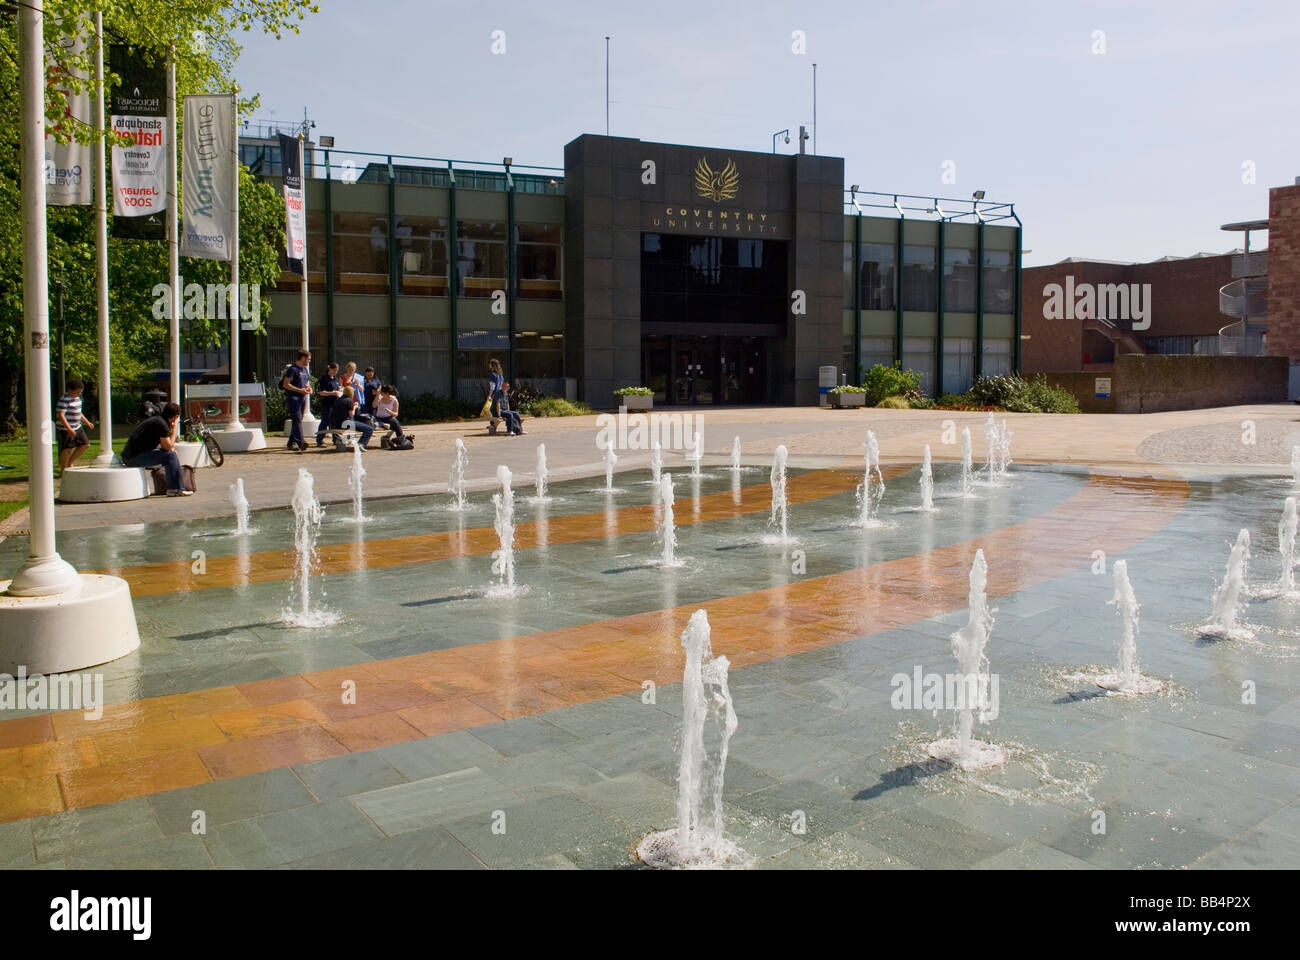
643 335 767 405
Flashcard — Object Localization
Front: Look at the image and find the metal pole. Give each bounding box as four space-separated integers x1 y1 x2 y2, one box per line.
812 63 817 155
166 47 180 405
10 0 78 596
228 88 243 429
58 283 65 397
92 10 113 464
605 36 610 136
299 133 309 352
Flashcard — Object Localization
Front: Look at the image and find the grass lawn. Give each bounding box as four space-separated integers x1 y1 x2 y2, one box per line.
0 436 129 524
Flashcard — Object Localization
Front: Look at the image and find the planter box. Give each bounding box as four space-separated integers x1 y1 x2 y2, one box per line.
617 394 653 411
829 393 866 408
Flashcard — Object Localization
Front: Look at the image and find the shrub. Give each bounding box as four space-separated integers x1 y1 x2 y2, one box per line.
1005 375 1080 414
265 387 287 428
905 391 935 410
860 363 922 406
969 374 1026 408
400 392 479 422
613 386 653 396
526 397 594 417
828 385 866 394
877 395 911 409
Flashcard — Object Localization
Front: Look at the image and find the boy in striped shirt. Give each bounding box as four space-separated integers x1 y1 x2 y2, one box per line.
56 379 94 470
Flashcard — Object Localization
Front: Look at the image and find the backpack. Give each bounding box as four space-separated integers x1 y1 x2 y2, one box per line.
389 434 414 451
151 464 197 495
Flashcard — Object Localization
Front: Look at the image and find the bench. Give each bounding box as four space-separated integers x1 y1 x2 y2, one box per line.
57 464 152 503
327 422 395 450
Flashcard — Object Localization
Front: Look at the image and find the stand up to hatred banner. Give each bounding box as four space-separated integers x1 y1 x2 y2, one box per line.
110 46 166 240
278 133 306 276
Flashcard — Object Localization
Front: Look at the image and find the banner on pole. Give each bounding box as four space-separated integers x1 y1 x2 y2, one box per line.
44 29 93 206
180 95 234 260
278 133 306 276
110 45 166 240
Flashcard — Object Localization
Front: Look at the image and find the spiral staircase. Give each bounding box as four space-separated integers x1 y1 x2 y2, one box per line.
1219 220 1268 356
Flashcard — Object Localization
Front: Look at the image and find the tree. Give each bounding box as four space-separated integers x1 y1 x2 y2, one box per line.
0 0 318 437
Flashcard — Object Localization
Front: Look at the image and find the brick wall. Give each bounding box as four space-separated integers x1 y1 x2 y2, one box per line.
1043 355 1288 413
1267 184 1300 364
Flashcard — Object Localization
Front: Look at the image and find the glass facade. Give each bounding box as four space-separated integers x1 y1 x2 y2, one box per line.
944 247 977 312
902 246 936 311
457 220 507 298
861 243 896 311
982 249 1014 314
903 336 936 394
516 223 562 300
942 337 974 394
396 216 449 297
333 213 389 295
641 234 788 327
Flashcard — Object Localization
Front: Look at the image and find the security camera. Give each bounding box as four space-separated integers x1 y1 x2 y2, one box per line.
784 134 790 144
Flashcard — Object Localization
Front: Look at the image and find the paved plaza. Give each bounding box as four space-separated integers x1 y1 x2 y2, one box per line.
1 404 1298 869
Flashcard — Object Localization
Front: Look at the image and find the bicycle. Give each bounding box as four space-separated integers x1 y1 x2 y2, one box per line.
182 412 225 467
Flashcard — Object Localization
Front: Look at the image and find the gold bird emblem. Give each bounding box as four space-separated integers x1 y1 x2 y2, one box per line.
695 156 740 202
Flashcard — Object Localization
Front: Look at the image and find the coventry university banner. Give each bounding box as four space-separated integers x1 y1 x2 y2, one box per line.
278 133 306 275
110 45 166 240
44 29 92 206
180 95 234 260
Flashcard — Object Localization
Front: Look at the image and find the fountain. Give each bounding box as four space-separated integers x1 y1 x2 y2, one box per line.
1277 497 1297 595
767 445 791 544
857 430 885 525
447 438 469 511
650 440 663 490
998 418 1013 476
535 443 549 500
347 441 367 523
282 469 339 627
687 432 703 478
730 436 742 472
1292 446 1300 489
657 472 681 567
1097 560 1163 694
983 413 999 481
603 444 618 492
1206 528 1252 638
960 427 974 498
487 465 525 598
637 609 740 868
926 549 1005 770
919 445 935 512
228 477 252 535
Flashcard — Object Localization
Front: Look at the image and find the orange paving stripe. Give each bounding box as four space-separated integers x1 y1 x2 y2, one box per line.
98 466 888 598
0 473 1188 823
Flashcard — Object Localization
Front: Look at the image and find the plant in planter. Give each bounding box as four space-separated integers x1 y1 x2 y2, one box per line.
828 385 867 408
614 386 654 410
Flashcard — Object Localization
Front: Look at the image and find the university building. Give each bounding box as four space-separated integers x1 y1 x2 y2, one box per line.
246 132 1024 406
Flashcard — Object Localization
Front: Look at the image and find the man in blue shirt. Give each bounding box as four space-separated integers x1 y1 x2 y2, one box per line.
315 362 341 448
361 367 382 416
280 350 312 451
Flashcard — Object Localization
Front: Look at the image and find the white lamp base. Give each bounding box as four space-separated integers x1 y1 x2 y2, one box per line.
57 465 152 503
0 574 140 674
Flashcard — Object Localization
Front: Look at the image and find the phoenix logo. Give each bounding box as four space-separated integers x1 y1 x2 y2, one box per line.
694 156 740 202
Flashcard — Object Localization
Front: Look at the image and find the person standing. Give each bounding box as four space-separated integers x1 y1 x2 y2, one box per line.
361 367 382 416
122 401 191 496
55 378 94 470
280 349 312 452
315 362 342 448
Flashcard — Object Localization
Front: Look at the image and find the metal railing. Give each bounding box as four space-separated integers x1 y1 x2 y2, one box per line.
843 190 1019 225
1218 320 1267 356
1218 277 1268 318
1231 251 1268 278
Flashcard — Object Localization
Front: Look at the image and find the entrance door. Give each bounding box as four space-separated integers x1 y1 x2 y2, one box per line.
719 337 764 404
672 339 717 405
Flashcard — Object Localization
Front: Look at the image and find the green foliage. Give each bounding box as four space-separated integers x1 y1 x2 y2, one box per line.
860 363 922 406
828 385 866 394
906 391 935 410
613 386 653 396
968 375 1026 408
949 375 1079 413
877 395 911 409
399 393 478 423
1004 375 1080 414
0 0 320 438
525 397 594 417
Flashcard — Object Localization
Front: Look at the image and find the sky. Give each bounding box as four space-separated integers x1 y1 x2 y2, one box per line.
234 0 1300 267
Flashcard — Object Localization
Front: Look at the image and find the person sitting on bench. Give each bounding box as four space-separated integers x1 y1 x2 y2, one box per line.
373 384 404 442
500 380 525 436
122 401 192 496
332 386 374 449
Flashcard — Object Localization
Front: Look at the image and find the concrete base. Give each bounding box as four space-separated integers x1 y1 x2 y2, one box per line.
173 441 214 469
282 414 320 438
216 428 267 453
0 574 140 674
57 465 151 503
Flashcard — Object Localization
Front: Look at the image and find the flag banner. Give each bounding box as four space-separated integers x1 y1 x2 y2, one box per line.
44 29 92 205
110 45 166 239
180 94 234 260
279 133 306 276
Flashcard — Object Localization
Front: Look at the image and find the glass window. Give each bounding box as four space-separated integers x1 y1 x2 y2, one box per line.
396 216 448 297
982 249 1014 314
859 336 895 381
843 241 854 308
861 243 896 311
333 213 389 295
516 223 562 301
983 338 1013 376
457 221 506 298
333 327 391 382
640 233 787 327
514 331 565 380
944 247 977 313
902 336 935 395
455 329 510 403
396 328 450 396
901 246 936 311
942 337 974 395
